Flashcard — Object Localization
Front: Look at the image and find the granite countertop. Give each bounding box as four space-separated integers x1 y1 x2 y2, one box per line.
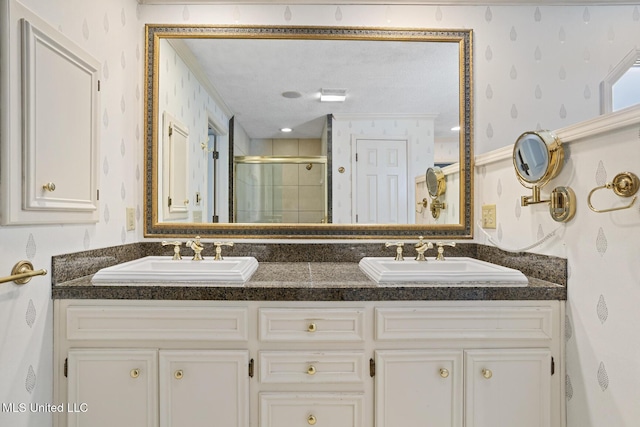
52 257 567 301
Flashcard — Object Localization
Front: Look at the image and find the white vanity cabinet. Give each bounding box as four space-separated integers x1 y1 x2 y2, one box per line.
66 349 249 427
55 303 251 427
54 300 564 427
257 308 368 427
374 305 560 427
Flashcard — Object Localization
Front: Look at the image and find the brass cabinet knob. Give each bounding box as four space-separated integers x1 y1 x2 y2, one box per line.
174 370 184 380
439 368 449 378
42 182 56 192
482 368 493 379
307 414 317 425
307 323 317 333
130 369 140 378
307 365 317 375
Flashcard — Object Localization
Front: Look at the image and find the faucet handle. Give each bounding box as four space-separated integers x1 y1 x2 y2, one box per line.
384 242 405 261
435 242 456 261
162 241 183 260
213 241 234 261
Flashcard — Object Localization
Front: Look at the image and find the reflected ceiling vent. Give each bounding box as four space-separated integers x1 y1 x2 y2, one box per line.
282 91 302 99
320 88 347 102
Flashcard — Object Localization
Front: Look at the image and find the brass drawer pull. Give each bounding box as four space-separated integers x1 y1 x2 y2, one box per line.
482 368 492 379
174 370 184 380
307 414 317 425
307 365 317 375
130 369 140 378
439 368 449 378
307 323 317 333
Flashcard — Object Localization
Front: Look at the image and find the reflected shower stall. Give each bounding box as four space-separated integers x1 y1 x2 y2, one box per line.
234 156 327 223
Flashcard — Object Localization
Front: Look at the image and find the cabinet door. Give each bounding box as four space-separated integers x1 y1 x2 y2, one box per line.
67 349 158 427
375 350 463 427
159 350 249 427
465 349 551 427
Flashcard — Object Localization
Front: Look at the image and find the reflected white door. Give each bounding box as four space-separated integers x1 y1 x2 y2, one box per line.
354 138 408 224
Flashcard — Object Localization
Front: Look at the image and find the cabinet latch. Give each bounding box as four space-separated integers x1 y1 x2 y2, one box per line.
369 358 375 377
64 358 68 378
248 358 254 378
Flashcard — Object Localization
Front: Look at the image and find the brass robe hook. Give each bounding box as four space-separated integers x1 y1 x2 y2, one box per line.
587 172 639 213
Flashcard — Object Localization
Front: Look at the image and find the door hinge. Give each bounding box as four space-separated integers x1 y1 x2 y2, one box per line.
96 189 99 201
64 358 68 378
551 356 555 376
355 152 358 162
369 358 375 377
212 151 219 160
168 126 173 137
248 358 254 378
97 80 100 91
168 197 172 207
212 215 219 223
355 214 359 223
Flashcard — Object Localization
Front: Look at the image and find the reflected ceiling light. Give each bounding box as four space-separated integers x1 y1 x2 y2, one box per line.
320 88 347 102
280 127 293 132
451 126 460 132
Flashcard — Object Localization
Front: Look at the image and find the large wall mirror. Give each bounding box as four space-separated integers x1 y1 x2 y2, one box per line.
144 25 473 239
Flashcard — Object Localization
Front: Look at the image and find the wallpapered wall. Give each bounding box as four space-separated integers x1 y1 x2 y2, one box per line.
157 38 231 223
476 109 640 426
0 0 142 425
0 1 639 426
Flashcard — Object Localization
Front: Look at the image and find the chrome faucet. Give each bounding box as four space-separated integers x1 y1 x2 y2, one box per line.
213 242 234 260
385 242 405 261
414 236 433 261
161 241 183 260
435 242 456 261
186 236 205 261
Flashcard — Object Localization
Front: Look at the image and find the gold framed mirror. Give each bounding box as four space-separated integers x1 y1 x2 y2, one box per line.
144 25 473 239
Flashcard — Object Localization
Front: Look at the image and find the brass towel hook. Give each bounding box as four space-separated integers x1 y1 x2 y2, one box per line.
587 172 639 213
0 261 47 285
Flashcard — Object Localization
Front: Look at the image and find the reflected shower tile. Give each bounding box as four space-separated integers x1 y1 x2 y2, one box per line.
273 139 299 155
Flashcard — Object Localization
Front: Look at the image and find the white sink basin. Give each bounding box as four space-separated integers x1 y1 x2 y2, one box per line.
91 256 259 285
358 257 528 286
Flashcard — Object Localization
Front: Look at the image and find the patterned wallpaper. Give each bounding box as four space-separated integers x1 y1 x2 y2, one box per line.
0 1 638 426
0 0 142 425
476 111 640 426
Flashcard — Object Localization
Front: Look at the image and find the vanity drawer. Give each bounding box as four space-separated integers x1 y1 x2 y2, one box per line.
259 392 364 427
66 306 248 342
259 308 365 342
375 306 553 341
259 351 366 384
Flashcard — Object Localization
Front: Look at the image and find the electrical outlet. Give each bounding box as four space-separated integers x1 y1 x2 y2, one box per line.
482 204 497 229
126 208 136 231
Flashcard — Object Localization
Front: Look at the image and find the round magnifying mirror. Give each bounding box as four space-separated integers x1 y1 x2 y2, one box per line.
426 167 446 198
513 130 564 188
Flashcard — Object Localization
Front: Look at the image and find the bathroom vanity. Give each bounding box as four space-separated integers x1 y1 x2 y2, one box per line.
51 245 566 427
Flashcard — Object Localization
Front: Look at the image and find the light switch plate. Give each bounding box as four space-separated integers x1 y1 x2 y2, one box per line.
126 208 136 231
482 204 497 229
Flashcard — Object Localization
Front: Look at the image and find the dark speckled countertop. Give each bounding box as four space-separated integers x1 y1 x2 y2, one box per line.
51 243 566 301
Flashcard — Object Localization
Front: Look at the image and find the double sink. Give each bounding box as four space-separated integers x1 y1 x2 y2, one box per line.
91 254 528 287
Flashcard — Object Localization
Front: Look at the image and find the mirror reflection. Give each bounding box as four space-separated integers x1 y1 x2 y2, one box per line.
145 26 473 239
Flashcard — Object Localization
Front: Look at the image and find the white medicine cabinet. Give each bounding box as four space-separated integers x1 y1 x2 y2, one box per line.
0 3 100 225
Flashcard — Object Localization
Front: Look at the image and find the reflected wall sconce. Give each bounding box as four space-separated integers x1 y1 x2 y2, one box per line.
426 167 446 219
